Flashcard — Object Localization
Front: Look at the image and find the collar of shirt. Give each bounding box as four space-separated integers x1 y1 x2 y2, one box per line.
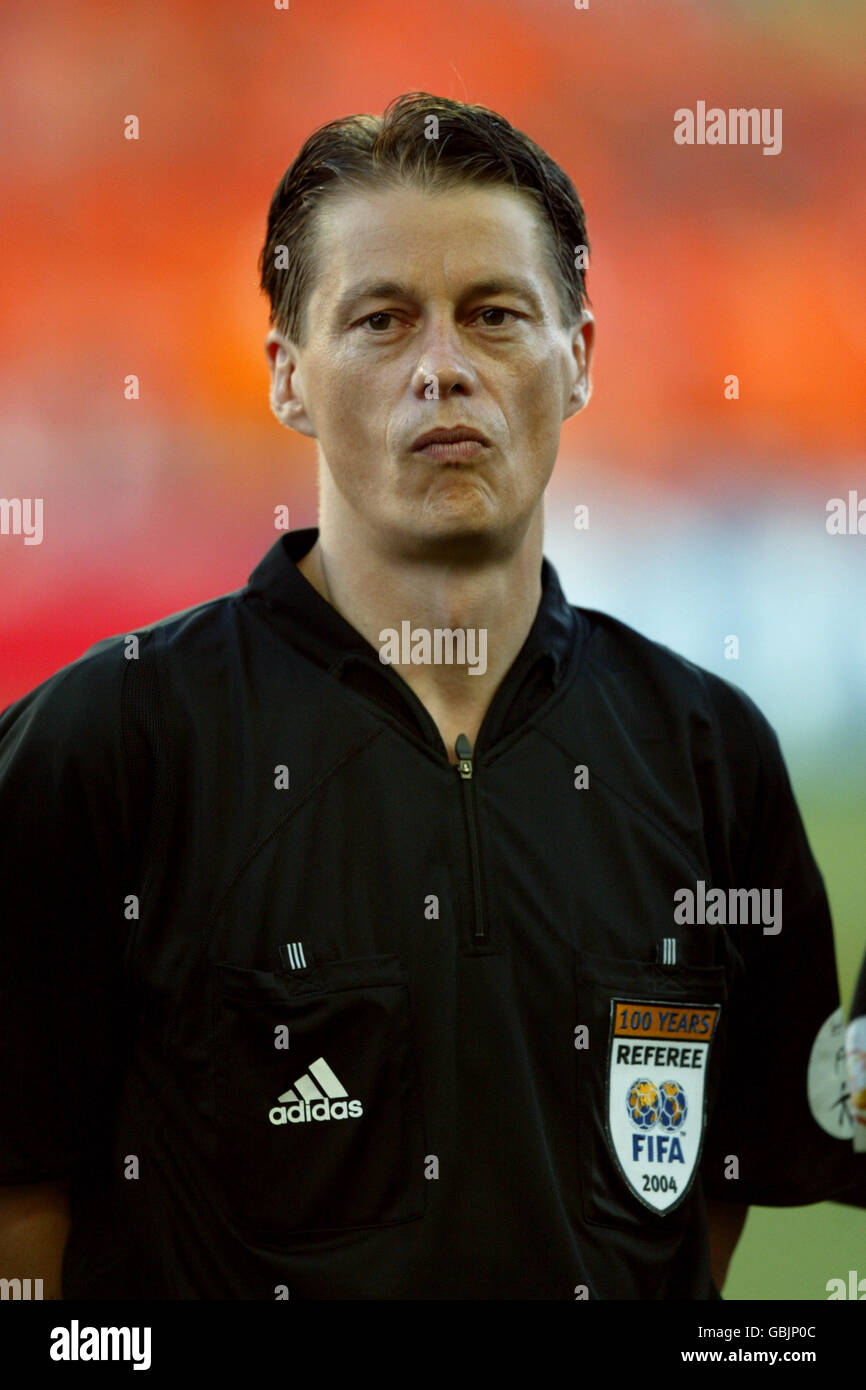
243 526 584 757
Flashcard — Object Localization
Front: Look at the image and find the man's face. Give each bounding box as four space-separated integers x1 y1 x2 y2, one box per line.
266 182 593 556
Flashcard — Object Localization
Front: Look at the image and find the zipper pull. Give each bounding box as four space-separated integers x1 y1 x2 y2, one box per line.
455 732 473 779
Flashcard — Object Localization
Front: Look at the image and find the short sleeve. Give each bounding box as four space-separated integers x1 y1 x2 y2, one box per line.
699 683 866 1207
0 638 140 1183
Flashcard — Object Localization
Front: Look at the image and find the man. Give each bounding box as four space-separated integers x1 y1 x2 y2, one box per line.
1 92 863 1301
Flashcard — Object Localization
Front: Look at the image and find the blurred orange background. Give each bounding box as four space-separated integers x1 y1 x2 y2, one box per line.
1 0 864 761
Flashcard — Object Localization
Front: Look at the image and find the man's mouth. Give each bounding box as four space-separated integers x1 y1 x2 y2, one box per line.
411 426 491 461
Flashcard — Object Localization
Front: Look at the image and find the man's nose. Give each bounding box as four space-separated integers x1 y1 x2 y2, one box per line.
410 317 477 397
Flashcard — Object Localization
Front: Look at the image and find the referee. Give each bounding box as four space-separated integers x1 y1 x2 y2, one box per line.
1 92 863 1300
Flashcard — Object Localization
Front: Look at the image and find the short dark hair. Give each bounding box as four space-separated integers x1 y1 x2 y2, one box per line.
258 91 590 347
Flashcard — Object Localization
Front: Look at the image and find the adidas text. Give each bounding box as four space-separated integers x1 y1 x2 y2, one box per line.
269 1098 363 1124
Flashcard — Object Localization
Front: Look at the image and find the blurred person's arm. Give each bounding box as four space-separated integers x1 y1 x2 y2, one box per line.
0 1179 70 1299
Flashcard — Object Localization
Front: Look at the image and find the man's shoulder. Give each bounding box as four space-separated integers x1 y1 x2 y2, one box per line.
113 585 247 654
572 604 780 763
0 587 245 744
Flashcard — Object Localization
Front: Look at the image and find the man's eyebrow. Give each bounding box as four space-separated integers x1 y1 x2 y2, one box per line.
333 276 546 318
334 281 412 317
461 278 546 315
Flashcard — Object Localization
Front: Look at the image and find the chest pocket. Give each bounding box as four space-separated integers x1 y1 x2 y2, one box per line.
574 950 728 1232
212 954 428 1245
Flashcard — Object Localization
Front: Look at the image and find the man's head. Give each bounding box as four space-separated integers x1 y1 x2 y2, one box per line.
260 92 594 559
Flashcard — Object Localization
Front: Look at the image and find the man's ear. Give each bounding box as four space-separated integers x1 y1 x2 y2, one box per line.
264 329 316 437
563 310 595 420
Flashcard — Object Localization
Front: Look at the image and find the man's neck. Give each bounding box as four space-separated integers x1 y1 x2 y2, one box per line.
296 515 544 762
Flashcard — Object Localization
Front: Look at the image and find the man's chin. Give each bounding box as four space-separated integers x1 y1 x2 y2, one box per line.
418 494 495 532
418 480 499 527
386 506 524 563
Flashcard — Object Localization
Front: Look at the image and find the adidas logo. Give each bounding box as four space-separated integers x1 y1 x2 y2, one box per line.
268 1056 364 1125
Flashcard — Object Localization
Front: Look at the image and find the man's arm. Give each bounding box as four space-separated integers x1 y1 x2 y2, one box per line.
0 647 135 1299
705 1198 748 1292
0 1180 70 1299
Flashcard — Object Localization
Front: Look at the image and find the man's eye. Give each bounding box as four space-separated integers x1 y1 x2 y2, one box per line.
360 312 398 331
475 308 518 327
357 308 518 332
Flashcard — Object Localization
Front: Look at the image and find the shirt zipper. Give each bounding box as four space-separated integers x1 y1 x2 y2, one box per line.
455 732 487 943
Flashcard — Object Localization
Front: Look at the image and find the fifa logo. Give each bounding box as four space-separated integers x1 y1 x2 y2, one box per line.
626 1078 688 1165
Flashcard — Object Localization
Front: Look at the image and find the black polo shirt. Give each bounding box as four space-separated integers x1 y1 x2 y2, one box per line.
1 525 863 1300
245 527 576 754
